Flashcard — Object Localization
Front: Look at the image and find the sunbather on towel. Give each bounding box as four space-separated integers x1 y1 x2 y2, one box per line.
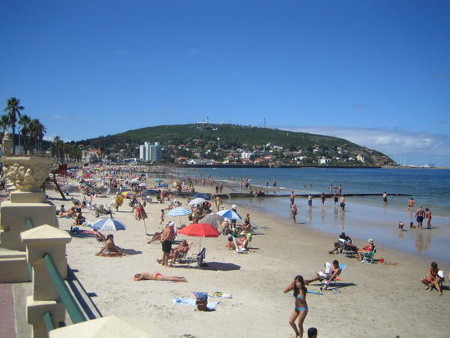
133 273 187 282
305 260 341 285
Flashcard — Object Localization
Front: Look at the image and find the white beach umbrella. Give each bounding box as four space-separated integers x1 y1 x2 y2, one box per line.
188 198 206 206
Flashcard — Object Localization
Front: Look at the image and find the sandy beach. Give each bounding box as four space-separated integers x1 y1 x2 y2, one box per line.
51 174 449 338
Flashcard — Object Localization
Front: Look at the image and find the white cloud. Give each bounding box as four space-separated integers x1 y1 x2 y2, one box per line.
282 126 450 167
52 115 70 120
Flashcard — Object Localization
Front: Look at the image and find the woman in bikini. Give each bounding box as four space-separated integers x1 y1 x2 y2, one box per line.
133 273 187 282
283 275 308 338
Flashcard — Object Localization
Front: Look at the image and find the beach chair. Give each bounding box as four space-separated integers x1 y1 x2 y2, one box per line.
232 237 248 254
174 242 193 263
338 240 356 257
321 263 347 290
361 247 377 263
196 247 207 268
188 247 207 268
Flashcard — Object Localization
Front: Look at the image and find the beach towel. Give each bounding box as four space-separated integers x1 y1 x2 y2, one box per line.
172 298 218 310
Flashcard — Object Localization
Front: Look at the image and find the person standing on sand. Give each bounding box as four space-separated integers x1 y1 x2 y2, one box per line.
415 206 425 228
290 202 298 223
160 222 176 267
425 208 432 229
284 275 308 338
308 194 312 208
215 195 222 211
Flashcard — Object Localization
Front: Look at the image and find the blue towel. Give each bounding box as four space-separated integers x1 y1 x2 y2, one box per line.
172 298 218 310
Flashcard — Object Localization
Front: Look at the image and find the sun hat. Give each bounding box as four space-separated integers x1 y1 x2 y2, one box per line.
232 204 237 209
368 238 374 243
168 221 175 227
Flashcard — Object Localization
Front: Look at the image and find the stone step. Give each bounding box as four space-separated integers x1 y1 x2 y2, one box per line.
0 248 30 283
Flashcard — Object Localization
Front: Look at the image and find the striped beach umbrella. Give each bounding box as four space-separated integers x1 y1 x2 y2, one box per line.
217 209 242 220
168 207 192 226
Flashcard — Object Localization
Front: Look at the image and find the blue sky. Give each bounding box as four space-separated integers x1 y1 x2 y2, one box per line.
1 1 449 166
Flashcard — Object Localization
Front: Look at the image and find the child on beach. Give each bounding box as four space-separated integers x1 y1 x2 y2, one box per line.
160 209 165 224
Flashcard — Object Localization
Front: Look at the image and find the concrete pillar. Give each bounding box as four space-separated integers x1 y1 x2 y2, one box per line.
21 225 72 338
0 155 56 282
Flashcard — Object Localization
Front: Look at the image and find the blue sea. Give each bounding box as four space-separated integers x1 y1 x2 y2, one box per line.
179 167 450 263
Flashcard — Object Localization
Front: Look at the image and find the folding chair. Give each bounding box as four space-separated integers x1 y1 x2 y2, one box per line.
337 240 355 257
361 247 377 263
321 263 347 290
232 237 248 254
189 247 207 268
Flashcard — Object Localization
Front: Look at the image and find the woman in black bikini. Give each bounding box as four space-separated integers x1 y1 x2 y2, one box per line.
284 275 308 338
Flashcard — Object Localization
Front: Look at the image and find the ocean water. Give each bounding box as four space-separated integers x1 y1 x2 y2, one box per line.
180 167 450 263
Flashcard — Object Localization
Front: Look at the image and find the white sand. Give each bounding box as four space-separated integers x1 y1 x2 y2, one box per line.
53 177 450 338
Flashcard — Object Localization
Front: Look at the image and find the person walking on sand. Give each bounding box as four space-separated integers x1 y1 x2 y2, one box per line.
290 202 298 224
284 275 308 338
425 208 432 229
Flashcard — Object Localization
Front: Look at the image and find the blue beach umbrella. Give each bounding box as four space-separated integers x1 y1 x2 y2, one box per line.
192 193 211 200
217 209 242 220
91 218 126 232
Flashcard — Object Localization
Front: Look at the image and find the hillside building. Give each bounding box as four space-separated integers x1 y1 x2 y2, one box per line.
139 142 162 162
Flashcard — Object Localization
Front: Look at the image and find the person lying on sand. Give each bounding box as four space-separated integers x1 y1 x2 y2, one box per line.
59 206 76 218
133 273 187 282
96 234 125 257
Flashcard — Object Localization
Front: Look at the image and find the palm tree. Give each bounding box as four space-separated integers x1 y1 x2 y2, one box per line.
18 114 31 154
3 97 25 154
29 118 46 154
0 115 10 133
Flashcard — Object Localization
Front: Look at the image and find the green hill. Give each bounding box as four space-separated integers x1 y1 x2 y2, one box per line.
77 123 396 166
